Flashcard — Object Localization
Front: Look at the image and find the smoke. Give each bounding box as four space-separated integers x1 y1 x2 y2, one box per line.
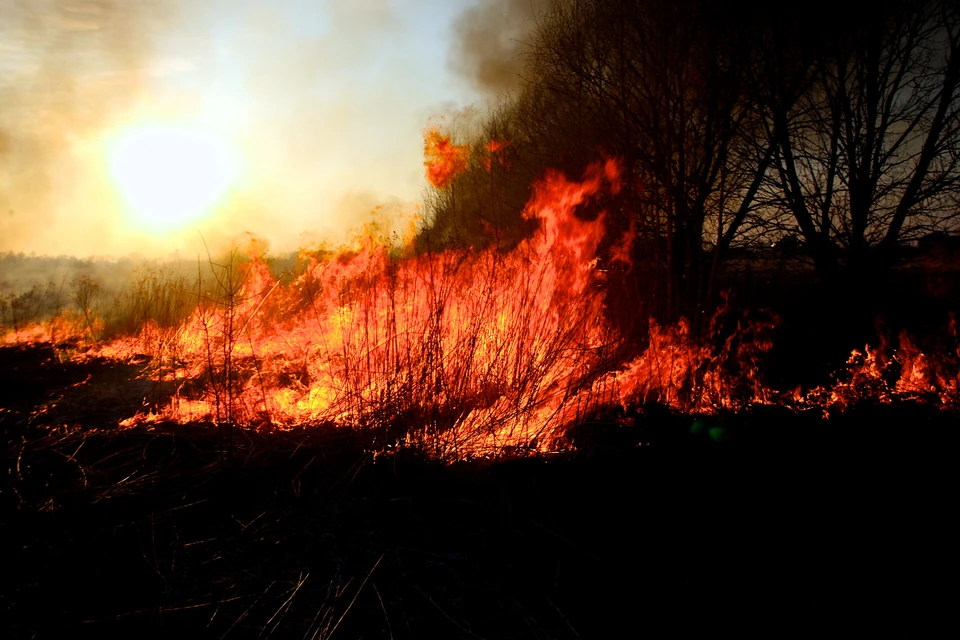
0 1 177 255
190 1 414 255
448 0 549 97
0 0 479 259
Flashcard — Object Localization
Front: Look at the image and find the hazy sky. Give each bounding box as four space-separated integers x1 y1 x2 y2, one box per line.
0 0 505 258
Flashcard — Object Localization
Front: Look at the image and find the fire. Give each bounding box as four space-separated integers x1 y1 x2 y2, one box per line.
422 127 470 189
122 159 626 456
107 124 238 229
481 139 510 172
5 148 959 459
800 323 960 412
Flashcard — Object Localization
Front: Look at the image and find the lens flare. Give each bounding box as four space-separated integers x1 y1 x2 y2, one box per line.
107 125 237 229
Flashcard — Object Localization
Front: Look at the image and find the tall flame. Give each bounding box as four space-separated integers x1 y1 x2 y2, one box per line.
117 159 626 456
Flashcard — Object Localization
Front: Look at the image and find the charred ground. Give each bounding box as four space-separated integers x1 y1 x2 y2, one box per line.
0 333 954 639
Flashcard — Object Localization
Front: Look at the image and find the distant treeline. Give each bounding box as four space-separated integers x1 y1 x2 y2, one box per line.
0 251 301 334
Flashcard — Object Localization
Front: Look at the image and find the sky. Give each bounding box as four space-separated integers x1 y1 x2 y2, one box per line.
0 0 523 258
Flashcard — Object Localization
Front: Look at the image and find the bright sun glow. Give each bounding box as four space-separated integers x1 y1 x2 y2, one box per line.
107 125 237 229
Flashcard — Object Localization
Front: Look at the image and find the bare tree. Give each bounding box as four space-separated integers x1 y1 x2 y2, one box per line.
756 0 960 281
503 0 776 322
432 0 960 326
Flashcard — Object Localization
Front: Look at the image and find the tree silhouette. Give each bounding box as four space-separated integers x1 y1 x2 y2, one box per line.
754 0 960 282
424 0 960 324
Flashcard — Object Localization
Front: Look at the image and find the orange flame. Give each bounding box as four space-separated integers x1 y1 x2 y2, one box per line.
423 127 470 189
481 139 510 172
6 154 959 459
800 322 960 412
92 159 626 457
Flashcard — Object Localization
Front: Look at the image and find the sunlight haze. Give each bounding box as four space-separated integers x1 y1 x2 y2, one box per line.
0 0 484 258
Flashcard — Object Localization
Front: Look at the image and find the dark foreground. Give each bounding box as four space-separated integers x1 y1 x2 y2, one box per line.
0 344 953 638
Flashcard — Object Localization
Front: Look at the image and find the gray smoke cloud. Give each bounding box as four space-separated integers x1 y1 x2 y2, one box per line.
448 0 549 97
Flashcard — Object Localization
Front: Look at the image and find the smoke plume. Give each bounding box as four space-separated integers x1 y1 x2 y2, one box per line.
448 0 549 97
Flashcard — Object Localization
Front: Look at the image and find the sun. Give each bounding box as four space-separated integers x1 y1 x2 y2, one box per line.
107 124 238 229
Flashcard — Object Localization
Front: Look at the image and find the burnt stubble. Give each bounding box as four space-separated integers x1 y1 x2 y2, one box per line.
1 342 952 639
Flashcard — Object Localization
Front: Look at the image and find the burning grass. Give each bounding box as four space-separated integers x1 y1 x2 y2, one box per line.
3 160 960 461
2 225 956 637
